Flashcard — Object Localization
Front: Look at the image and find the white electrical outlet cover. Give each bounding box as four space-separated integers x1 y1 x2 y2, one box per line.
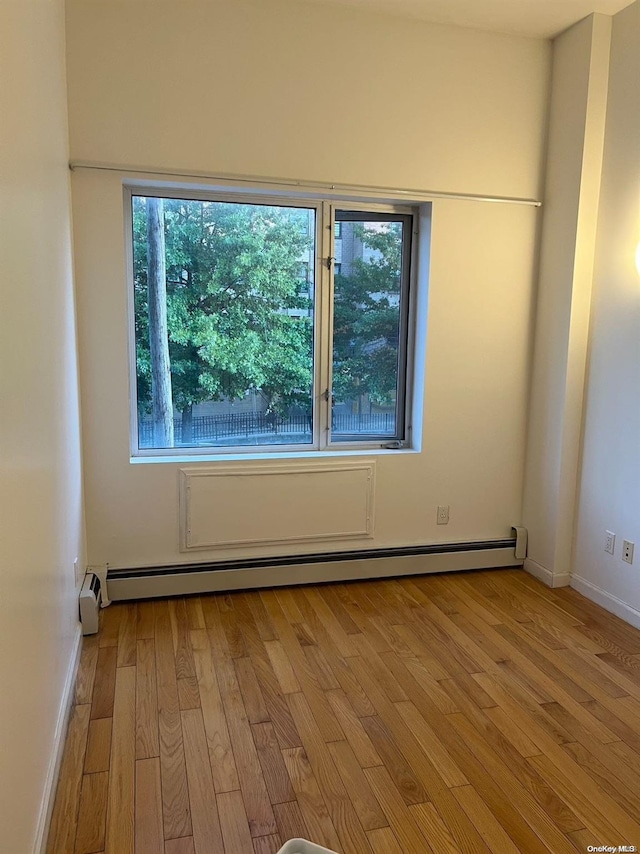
605 531 616 555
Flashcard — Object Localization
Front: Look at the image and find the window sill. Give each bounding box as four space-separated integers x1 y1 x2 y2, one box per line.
130 446 419 465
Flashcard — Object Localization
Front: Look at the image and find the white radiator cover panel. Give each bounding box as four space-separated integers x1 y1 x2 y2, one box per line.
180 461 376 550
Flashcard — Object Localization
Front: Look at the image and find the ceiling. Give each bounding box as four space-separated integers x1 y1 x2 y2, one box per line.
293 0 633 38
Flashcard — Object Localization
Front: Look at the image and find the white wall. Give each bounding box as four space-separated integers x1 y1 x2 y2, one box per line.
67 0 550 570
572 0 640 624
0 0 85 850
66 0 548 199
522 14 611 587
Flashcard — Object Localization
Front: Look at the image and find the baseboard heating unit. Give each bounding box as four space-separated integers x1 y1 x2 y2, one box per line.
97 527 527 605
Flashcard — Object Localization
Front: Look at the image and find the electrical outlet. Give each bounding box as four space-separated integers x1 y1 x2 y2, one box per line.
437 505 450 525
622 540 634 564
605 531 616 555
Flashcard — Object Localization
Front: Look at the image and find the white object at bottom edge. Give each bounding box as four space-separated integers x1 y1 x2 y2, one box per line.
277 839 338 854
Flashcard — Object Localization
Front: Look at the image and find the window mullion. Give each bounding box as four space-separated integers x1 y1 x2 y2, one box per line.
316 200 333 451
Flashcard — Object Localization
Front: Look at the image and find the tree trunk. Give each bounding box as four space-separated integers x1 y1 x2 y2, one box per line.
181 404 193 444
146 197 174 447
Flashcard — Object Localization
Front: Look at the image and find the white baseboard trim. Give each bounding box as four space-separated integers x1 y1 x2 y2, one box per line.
571 574 640 630
523 558 571 589
33 623 83 854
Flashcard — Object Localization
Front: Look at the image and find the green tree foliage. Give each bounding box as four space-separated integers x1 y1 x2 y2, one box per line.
133 198 314 428
332 222 403 408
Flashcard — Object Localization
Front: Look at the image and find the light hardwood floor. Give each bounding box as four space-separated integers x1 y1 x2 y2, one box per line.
47 569 640 854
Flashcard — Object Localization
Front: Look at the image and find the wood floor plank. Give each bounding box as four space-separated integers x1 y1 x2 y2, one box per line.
471 674 640 843
369 618 416 659
46 704 91 854
135 758 164 854
301 587 358 657
326 689 382 769
437 679 583 836
491 623 593 703
304 645 341 691
244 591 278 642
170 599 197 680
75 771 109 854
364 765 435 854
286 691 372 853
181 708 224 854
346 651 488 854
177 677 201 710
185 597 206 630
164 838 195 854
447 706 584 840
116 603 137 668
331 584 392 654
105 666 136 854
136 600 156 640
237 607 303 750
136 638 159 760
280 749 342 852
252 834 283 854
218 594 248 659
365 662 560 853
386 652 459 715
264 639 301 694
291 622 317 647
391 623 450 680
326 740 387 831
451 784 521 854
261 591 344 743
360 715 429 806
350 635 408 703
366 826 404 854
272 799 310 845
217 789 254 854
562 740 640 820
214 652 278 836
396 701 468 788
75 636 99 705
275 587 306 625
235 656 270 724
527 753 628 842
155 601 192 840
482 705 541 758
84 718 112 774
190 628 239 794
409 802 462 854
251 721 296 805
291 586 378 716
317 584 362 635
98 605 120 648
90 647 117 720
578 649 640 702
582 696 640 752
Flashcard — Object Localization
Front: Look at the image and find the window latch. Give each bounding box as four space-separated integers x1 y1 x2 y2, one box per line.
326 256 334 270
322 388 332 402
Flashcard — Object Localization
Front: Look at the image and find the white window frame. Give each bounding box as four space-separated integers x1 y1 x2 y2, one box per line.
124 185 419 459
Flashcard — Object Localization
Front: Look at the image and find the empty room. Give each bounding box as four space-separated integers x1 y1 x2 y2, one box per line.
1 0 640 851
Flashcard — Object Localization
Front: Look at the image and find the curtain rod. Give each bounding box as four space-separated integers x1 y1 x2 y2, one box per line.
68 160 542 208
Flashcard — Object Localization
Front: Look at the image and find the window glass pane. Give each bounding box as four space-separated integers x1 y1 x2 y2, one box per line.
331 213 407 441
132 196 315 449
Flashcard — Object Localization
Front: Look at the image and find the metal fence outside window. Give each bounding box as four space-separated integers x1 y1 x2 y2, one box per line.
138 411 395 446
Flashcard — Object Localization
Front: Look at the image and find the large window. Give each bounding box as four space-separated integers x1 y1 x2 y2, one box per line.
128 190 415 455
